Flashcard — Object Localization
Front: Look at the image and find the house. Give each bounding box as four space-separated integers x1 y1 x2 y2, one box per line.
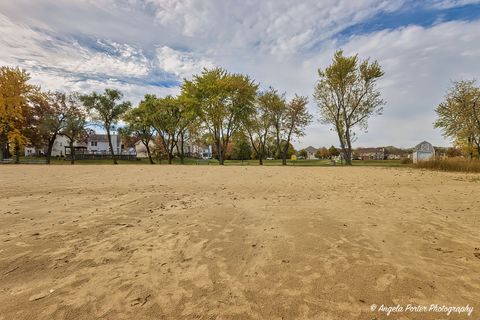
384 146 410 160
304 146 318 160
25 133 124 157
199 145 213 159
87 134 123 155
25 135 71 157
179 142 212 159
355 147 385 160
134 138 212 159
134 140 159 157
412 141 435 163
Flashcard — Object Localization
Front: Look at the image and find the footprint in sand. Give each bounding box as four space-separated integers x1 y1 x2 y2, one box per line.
376 273 395 291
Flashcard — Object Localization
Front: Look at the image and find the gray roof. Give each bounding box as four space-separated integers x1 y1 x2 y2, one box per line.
304 146 318 153
89 134 121 145
414 141 434 152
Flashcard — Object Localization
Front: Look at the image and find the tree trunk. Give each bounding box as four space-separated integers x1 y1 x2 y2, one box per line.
0 139 4 161
344 128 353 165
70 140 75 165
175 133 185 164
179 134 185 164
217 137 224 165
275 128 281 160
281 140 288 166
167 140 173 164
145 142 154 164
259 156 263 165
45 134 57 165
106 128 117 164
14 140 20 164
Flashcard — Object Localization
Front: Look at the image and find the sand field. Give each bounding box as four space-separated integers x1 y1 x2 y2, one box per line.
0 166 479 319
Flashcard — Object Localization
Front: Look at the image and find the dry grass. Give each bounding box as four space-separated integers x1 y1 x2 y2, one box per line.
415 157 480 173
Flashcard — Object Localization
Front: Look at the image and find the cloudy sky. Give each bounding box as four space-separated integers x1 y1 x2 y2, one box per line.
1 0 480 148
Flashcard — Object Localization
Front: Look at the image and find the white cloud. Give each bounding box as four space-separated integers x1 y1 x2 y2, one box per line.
299 20 480 148
429 0 480 9
156 46 213 80
0 14 150 78
146 0 404 56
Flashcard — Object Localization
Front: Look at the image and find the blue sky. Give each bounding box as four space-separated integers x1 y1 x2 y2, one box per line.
1 0 480 148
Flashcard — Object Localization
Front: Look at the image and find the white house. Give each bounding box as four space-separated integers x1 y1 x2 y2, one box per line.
134 139 212 159
25 133 123 157
134 140 155 157
87 134 123 155
304 146 318 159
25 135 70 157
412 141 435 163
355 147 385 160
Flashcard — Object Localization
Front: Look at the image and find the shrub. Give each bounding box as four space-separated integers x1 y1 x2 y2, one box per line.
415 157 480 173
401 157 412 164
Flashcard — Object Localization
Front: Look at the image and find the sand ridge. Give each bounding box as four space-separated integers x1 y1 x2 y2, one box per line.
0 166 479 319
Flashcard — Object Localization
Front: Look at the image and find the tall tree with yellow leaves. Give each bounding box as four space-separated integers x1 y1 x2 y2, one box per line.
435 80 480 158
0 67 36 162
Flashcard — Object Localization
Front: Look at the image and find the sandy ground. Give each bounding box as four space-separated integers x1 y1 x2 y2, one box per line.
0 166 479 320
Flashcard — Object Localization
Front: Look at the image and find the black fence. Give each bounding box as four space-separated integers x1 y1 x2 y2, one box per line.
65 153 137 161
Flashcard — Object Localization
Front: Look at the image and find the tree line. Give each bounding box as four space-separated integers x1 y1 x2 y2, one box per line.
5 49 475 165
1 50 392 165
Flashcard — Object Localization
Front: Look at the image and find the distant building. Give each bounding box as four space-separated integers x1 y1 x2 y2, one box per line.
355 147 385 160
87 134 123 155
412 141 435 163
134 140 155 158
304 146 318 159
134 139 212 159
384 146 410 160
25 133 124 157
25 135 75 157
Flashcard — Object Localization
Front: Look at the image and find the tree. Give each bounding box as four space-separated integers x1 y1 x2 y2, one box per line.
264 136 278 159
61 95 90 165
329 145 340 158
245 88 282 165
182 68 258 165
285 142 296 159
123 98 156 164
446 147 463 158
0 66 36 162
32 92 73 164
315 147 329 159
230 132 252 161
314 50 385 165
269 91 287 160
299 149 308 158
175 94 200 164
274 95 312 165
434 80 480 158
146 95 181 164
80 89 131 164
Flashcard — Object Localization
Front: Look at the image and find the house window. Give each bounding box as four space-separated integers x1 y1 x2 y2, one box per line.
91 141 97 146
